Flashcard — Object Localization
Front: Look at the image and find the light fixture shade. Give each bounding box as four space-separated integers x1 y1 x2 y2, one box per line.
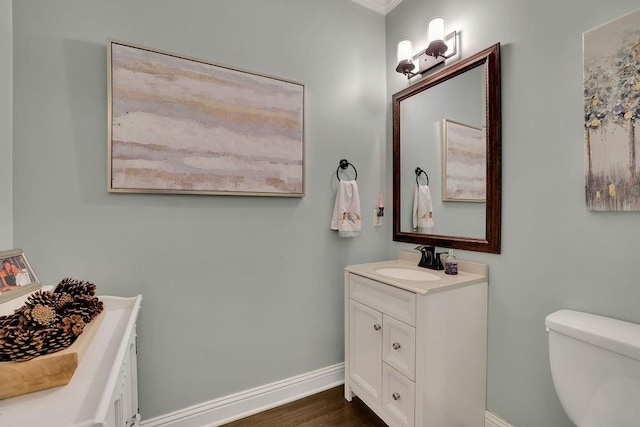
426 17 447 58
395 39 416 76
428 18 445 43
397 40 413 63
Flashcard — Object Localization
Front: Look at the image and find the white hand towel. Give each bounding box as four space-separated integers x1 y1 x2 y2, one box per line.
331 180 361 237
413 184 434 231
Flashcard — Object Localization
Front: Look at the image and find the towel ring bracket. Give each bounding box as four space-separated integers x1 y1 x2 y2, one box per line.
415 167 429 185
337 159 358 181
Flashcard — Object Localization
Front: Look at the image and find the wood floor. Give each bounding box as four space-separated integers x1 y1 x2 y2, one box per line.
223 386 387 426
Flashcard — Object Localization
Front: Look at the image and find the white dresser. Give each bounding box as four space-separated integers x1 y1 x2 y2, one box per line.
344 256 487 427
0 294 142 427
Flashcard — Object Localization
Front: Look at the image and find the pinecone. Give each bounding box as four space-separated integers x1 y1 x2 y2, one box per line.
18 291 59 329
17 306 36 329
54 278 96 297
0 313 20 329
63 307 92 324
31 304 57 326
18 306 55 330
2 307 25 329
64 295 103 323
25 290 57 308
60 314 85 336
54 293 74 309
0 277 103 362
35 328 73 356
0 329 44 362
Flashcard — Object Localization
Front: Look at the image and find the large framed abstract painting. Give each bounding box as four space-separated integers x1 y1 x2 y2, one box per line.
108 40 305 197
442 119 486 202
584 9 640 211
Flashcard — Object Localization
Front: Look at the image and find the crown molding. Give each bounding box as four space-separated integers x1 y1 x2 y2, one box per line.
384 0 404 14
348 0 404 15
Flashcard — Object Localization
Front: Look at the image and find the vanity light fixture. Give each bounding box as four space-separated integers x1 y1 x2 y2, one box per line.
395 17 458 79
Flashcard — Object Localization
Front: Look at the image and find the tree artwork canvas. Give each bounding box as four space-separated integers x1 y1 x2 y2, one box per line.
584 8 640 211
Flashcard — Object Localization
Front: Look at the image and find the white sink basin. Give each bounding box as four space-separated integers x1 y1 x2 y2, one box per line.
375 267 441 282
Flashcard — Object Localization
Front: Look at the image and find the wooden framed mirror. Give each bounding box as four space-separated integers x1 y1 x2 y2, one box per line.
392 44 501 253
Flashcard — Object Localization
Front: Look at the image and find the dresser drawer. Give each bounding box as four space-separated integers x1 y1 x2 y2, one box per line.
349 274 416 326
383 315 416 381
383 363 415 427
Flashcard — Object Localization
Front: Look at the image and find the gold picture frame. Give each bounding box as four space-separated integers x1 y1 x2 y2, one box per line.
107 39 305 197
442 119 486 202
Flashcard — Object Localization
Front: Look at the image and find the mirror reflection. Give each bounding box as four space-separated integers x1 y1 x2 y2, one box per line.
400 64 486 238
392 44 501 254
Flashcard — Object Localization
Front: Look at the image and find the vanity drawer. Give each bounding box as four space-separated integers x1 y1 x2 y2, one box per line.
349 274 416 326
383 363 415 427
383 315 416 381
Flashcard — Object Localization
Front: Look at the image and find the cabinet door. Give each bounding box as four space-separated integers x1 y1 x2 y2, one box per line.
124 331 140 426
350 300 383 402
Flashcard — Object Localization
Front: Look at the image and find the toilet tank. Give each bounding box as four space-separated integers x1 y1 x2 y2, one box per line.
546 310 640 427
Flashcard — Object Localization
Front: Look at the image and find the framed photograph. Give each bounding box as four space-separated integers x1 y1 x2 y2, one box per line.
442 119 486 202
108 39 305 197
0 249 41 304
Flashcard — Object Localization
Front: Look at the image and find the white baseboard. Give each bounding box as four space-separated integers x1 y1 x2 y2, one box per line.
485 410 514 427
140 363 345 427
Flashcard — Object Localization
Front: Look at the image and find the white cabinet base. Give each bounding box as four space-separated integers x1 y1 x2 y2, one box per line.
345 262 488 427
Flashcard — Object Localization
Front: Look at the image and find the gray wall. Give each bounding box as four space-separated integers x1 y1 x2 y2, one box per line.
12 0 388 419
387 0 640 426
10 0 640 425
0 0 12 247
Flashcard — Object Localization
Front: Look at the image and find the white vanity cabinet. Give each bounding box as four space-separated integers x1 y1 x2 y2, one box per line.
344 259 488 427
0 295 142 427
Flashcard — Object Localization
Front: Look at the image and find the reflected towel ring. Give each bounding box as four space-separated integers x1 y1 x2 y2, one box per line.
337 159 358 181
415 167 429 185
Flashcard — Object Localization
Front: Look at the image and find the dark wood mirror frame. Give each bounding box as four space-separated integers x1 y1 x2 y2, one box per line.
392 43 501 253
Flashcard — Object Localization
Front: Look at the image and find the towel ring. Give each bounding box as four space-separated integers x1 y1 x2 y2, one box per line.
415 167 429 186
337 159 358 181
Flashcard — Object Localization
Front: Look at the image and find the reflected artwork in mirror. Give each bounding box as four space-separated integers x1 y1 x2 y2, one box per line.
393 44 501 253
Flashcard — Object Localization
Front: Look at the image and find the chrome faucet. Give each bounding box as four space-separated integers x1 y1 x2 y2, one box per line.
415 245 445 270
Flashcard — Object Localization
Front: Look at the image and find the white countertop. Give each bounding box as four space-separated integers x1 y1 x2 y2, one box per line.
345 253 487 295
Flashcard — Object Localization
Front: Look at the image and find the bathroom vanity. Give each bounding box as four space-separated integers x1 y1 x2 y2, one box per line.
344 253 487 427
0 293 142 426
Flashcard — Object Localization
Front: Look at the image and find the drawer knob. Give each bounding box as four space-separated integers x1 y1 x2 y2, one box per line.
373 324 382 331
393 392 401 400
392 342 401 350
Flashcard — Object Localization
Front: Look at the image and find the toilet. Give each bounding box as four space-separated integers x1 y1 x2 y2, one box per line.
546 310 640 426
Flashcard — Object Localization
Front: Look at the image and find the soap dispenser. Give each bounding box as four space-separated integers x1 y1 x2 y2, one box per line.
444 249 458 275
